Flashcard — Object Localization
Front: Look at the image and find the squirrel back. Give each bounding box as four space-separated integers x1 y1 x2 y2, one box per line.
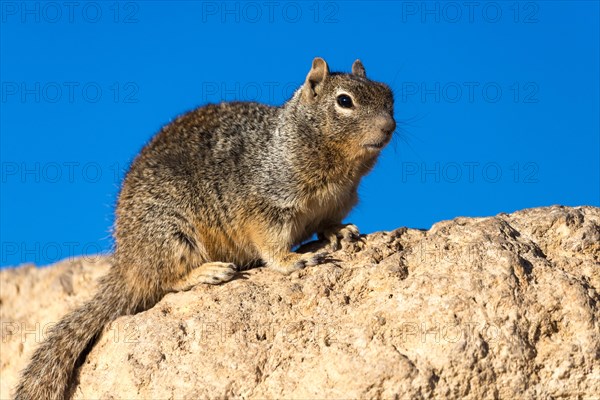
15 57 395 400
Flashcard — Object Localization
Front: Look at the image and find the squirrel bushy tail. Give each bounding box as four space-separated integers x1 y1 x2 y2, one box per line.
14 271 143 400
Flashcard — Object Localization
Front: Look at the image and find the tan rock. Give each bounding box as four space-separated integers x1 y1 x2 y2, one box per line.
1 206 598 399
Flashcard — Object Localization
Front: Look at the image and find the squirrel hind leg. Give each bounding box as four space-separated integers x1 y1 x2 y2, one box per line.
171 262 237 291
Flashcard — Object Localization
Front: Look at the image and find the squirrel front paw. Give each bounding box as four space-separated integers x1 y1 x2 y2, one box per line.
268 251 327 275
318 223 362 251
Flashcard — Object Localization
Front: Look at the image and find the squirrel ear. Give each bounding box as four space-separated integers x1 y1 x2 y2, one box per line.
352 59 366 78
302 57 329 102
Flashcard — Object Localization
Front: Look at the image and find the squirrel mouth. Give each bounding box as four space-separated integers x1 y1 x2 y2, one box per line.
363 141 386 150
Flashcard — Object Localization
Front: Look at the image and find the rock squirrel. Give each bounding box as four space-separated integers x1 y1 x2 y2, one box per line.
14 57 395 400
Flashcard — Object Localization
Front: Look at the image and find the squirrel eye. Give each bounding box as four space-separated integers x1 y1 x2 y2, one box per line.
336 94 354 108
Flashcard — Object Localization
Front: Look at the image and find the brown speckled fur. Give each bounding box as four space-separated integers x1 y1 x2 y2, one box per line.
14 58 395 400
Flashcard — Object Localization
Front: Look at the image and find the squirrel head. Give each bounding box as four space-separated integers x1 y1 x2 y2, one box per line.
296 57 396 160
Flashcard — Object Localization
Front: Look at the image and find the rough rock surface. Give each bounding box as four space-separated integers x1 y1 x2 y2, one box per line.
1 206 599 399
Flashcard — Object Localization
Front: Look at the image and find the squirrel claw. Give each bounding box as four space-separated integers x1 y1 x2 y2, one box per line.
308 252 328 265
321 224 362 251
292 252 327 270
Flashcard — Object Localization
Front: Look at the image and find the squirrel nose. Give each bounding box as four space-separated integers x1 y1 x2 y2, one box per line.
376 115 396 135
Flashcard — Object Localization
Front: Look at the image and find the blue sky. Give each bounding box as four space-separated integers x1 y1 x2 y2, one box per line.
1 1 599 267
